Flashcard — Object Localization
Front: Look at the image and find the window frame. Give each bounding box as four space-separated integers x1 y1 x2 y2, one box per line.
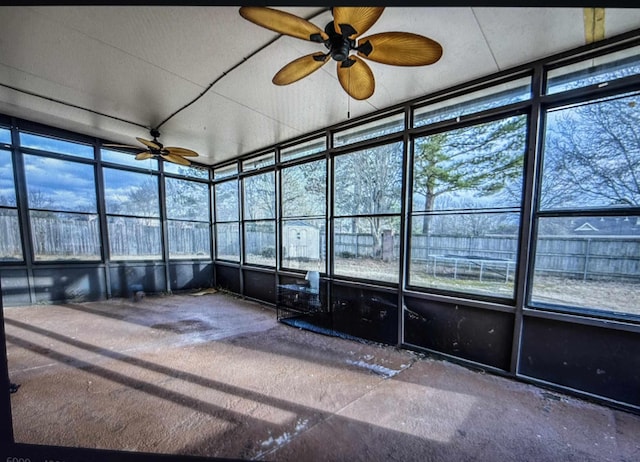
280 156 328 273
102 165 162 262
527 84 640 321
22 151 101 263
406 110 529 302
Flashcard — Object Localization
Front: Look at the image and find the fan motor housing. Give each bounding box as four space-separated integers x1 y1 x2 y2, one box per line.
324 22 356 62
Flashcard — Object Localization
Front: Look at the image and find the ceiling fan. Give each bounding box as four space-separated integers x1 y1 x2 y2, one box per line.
239 6 443 100
104 129 199 166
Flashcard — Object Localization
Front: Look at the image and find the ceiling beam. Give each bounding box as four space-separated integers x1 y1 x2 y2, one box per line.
584 7 605 44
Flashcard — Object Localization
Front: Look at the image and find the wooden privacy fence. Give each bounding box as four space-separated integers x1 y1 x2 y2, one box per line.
0 211 22 260
1 215 639 281
411 234 640 281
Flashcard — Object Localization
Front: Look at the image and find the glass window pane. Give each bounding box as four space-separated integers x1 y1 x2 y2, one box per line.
531 216 640 316
334 112 404 147
103 168 159 217
107 216 161 260
413 76 531 127
101 148 158 170
334 217 400 283
281 137 326 162
282 218 325 272
547 45 640 95
24 155 97 213
245 220 275 266
0 208 22 261
215 222 240 261
163 162 209 179
215 180 238 222
0 150 16 207
242 152 275 171
409 212 519 298
244 172 275 220
165 178 209 221
334 142 403 216
541 93 640 211
0 127 10 144
282 159 326 217
31 211 100 261
214 163 238 180
20 132 94 159
413 116 527 212
168 221 211 259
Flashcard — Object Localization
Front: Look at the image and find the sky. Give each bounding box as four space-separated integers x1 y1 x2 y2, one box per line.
0 149 16 206
23 154 97 212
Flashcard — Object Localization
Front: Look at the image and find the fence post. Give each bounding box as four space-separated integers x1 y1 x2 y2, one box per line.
583 238 591 281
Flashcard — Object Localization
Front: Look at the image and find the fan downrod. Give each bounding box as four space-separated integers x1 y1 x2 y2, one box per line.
149 129 163 150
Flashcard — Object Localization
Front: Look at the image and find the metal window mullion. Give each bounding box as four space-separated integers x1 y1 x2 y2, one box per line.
159 167 171 293
537 207 640 218
275 162 282 296
398 107 412 347
211 182 218 262
510 62 545 375
208 182 215 269
541 78 640 113
10 119 36 303
238 174 246 296
327 140 336 281
95 141 112 298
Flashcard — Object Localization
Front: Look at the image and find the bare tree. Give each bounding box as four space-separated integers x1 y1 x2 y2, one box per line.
214 180 239 222
334 142 403 256
243 172 275 220
27 189 55 210
165 178 209 221
281 160 326 217
543 94 640 208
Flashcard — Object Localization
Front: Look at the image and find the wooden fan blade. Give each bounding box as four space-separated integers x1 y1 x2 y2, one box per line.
337 56 375 100
136 137 162 150
357 32 443 66
164 147 199 157
333 7 384 38
239 6 328 42
273 53 330 85
161 154 191 166
135 152 155 160
103 143 139 149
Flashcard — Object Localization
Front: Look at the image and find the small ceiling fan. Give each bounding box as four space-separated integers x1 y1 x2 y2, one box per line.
104 129 199 166
239 6 443 100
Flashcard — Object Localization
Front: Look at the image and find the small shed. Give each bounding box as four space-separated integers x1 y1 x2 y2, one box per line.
283 222 320 260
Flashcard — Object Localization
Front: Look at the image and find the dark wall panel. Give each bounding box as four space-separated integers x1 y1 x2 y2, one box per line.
169 262 213 291
331 284 398 345
0 268 31 306
404 296 514 371
109 264 166 298
520 316 640 407
214 264 240 294
33 266 106 303
243 269 275 304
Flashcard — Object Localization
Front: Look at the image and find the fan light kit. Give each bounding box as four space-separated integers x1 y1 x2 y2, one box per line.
105 128 199 166
239 6 443 100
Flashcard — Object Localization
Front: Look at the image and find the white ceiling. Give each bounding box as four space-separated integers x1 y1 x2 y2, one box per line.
0 6 639 166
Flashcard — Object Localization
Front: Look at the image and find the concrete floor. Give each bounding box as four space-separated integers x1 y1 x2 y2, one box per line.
4 292 640 461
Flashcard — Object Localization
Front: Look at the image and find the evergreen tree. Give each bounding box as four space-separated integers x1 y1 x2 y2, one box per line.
413 115 526 234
